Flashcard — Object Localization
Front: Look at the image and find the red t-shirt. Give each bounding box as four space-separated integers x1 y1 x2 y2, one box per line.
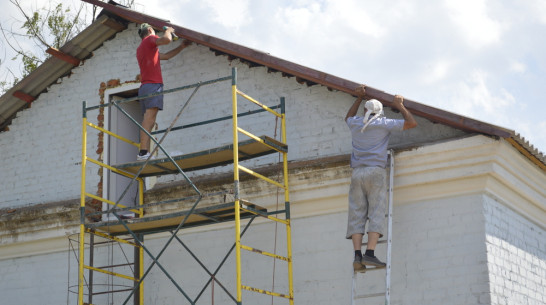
136 35 163 84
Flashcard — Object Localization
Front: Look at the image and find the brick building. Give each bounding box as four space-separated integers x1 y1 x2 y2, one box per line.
0 1 544 305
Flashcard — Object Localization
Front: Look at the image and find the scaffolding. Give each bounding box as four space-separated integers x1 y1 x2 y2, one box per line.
74 67 294 304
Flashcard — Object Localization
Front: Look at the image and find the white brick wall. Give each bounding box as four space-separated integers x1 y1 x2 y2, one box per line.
391 194 491 305
0 249 69 304
0 22 463 208
484 196 546 305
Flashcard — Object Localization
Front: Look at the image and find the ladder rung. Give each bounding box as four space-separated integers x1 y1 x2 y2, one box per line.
353 265 386 274
242 285 291 299
91 287 134 296
361 239 388 246
354 291 386 299
238 165 286 189
240 205 289 225
240 244 289 262
84 265 137 281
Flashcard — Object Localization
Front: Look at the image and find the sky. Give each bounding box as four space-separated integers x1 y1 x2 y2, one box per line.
1 0 545 154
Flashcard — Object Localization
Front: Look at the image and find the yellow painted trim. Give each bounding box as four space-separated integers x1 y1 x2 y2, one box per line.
236 89 282 118
87 121 139 147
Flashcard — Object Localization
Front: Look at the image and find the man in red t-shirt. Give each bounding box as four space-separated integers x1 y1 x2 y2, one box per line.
136 23 191 160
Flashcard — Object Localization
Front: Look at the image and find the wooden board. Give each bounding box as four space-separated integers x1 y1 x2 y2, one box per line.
114 136 287 177
87 201 267 235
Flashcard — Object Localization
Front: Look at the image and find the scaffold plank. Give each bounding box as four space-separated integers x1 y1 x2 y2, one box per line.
87 202 267 235
114 135 287 177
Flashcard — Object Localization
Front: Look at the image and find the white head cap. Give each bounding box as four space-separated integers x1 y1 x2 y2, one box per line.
361 99 383 132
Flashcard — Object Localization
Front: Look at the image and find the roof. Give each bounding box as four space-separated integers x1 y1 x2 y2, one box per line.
0 0 543 170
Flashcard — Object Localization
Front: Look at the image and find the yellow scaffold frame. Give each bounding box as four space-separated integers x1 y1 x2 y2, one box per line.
232 68 294 304
79 106 145 305
77 67 293 305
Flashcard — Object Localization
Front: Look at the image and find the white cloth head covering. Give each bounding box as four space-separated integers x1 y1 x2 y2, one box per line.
361 99 383 132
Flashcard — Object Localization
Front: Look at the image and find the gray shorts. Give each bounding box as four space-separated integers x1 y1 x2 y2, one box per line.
138 83 164 113
346 166 387 239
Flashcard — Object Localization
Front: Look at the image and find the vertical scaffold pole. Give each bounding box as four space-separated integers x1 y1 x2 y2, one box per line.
281 97 294 304
231 67 243 305
78 101 87 305
138 179 145 305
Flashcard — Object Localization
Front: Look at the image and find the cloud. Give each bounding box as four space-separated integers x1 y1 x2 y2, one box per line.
445 70 516 126
201 0 252 30
445 0 502 48
421 59 455 84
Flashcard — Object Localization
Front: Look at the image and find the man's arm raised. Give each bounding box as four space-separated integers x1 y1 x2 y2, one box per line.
345 85 367 122
392 95 417 130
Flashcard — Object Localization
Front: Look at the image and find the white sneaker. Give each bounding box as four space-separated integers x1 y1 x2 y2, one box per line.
137 152 155 161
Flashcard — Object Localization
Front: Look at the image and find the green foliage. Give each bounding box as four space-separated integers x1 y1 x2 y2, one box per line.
0 0 87 94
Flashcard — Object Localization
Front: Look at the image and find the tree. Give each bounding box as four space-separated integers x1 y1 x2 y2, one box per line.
0 0 89 94
0 0 135 95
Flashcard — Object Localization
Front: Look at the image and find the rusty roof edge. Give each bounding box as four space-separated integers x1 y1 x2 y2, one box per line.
2 0 541 168
80 0 516 140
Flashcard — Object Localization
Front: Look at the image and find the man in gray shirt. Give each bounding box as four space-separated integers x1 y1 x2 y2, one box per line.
345 85 417 271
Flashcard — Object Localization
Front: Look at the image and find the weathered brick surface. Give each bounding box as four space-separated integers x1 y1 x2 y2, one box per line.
0 24 463 209
485 197 546 305
392 194 491 305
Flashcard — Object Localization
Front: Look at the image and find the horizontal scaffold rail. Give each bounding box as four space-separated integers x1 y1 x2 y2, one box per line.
113 135 287 177
84 75 232 112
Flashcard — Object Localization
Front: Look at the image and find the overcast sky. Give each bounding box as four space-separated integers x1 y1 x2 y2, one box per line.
2 0 545 154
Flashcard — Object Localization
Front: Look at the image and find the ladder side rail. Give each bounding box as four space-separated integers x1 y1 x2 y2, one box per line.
281 97 295 305
231 67 244 305
351 150 395 305
232 69 294 304
385 150 395 305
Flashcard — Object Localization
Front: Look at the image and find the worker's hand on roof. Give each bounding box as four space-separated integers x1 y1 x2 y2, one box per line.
393 95 404 107
354 84 366 97
181 39 193 47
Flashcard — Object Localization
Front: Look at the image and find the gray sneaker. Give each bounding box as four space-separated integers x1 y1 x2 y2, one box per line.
353 255 366 272
361 254 386 267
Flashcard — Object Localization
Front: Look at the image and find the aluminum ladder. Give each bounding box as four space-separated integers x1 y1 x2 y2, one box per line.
351 150 394 305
